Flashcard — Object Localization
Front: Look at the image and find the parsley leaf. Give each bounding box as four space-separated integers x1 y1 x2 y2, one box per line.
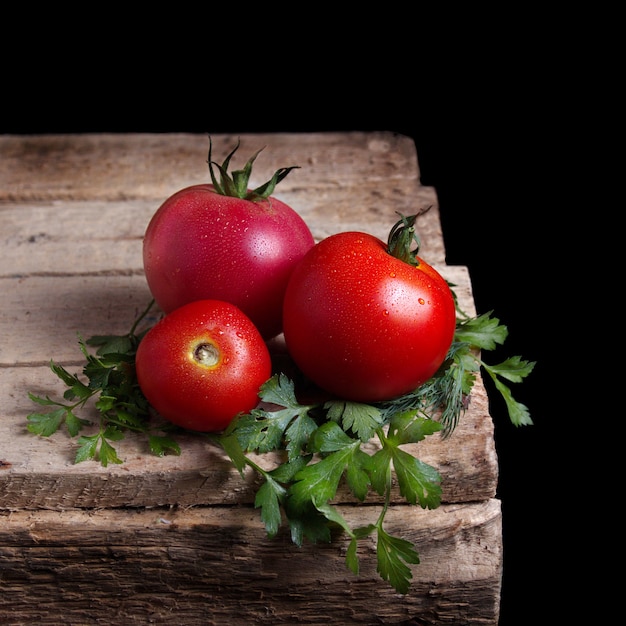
454 311 508 350
370 411 442 508
376 526 420 595
254 477 287 538
148 435 182 457
75 426 124 466
325 400 383 441
289 422 370 511
26 405 74 437
26 300 181 466
231 374 317 459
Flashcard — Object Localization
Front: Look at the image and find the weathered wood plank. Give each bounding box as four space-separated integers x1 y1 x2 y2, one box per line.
0 362 495 509
0 187 441 277
0 132 426 201
0 274 156 366
0 132 446 266
0 265 495 508
0 132 443 282
0 265 474 367
0 500 502 626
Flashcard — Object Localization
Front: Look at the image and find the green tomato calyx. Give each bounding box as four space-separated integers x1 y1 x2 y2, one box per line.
207 136 299 201
386 209 431 267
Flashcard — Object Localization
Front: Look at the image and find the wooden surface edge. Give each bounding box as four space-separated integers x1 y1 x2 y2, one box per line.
0 499 502 625
0 265 497 509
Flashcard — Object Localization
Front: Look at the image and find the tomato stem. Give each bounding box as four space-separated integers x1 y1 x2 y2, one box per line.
206 135 300 201
386 212 420 266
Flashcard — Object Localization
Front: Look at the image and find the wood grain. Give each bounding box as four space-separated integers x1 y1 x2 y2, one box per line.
0 500 502 625
0 361 496 510
0 132 445 265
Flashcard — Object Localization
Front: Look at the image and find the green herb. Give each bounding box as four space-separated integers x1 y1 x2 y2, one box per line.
26 300 181 465
25 292 534 593
213 304 535 594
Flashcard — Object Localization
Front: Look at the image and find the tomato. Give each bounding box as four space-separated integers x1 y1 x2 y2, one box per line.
142 138 315 339
282 215 457 403
135 299 271 432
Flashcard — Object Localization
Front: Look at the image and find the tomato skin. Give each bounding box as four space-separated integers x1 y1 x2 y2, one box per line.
143 184 315 339
282 232 457 403
135 299 271 432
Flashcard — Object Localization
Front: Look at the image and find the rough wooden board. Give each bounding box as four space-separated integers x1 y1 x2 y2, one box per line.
0 500 502 626
0 264 495 509
0 132 446 266
0 274 156 366
0 132 426 201
0 363 495 509
0 266 474 367
1 182 440 276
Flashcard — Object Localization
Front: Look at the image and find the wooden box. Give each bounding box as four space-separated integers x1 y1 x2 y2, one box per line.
0 132 502 624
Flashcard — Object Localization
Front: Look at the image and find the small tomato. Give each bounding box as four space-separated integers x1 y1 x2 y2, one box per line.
135 299 271 432
282 214 457 403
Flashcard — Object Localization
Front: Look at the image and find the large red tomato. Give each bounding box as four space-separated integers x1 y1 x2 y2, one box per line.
282 215 456 403
143 138 315 339
135 299 271 432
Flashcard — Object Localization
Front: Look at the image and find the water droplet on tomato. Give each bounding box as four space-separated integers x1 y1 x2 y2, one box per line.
418 298 425 305
383 309 390 316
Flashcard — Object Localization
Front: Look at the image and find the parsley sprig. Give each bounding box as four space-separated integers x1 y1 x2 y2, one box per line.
25 292 534 594
213 305 535 594
26 300 181 465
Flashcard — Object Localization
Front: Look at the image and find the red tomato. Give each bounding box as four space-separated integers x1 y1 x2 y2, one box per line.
142 139 315 339
135 299 271 432
282 225 456 403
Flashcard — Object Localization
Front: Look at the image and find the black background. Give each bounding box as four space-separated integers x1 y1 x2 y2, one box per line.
3 39 567 623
